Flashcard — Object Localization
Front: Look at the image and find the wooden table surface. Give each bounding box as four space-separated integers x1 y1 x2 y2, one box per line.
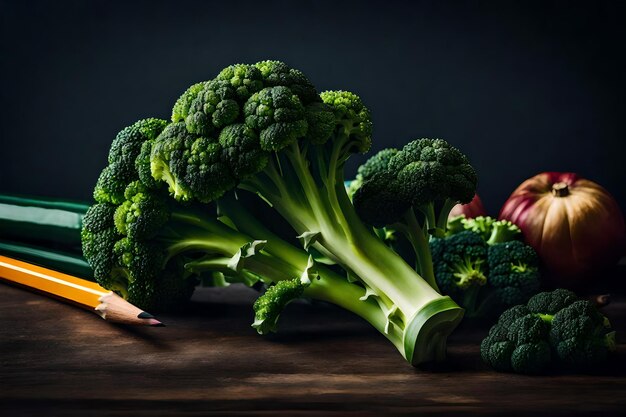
1 278 625 416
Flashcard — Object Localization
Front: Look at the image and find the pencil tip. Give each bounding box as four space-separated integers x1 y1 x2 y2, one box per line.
137 311 155 319
137 311 164 326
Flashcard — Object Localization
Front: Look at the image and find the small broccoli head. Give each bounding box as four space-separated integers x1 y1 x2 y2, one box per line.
388 138 477 208
84 201 197 312
303 102 336 145
526 289 579 315
113 181 170 240
351 148 407 226
243 86 308 151
550 300 616 369
506 315 552 374
482 289 616 374
108 118 168 165
172 82 206 124
431 231 488 297
481 306 552 374
487 240 541 312
216 63 264 101
252 277 309 334
181 80 240 136
357 148 398 182
150 122 236 203
454 216 522 245
110 237 195 312
219 123 269 179
93 162 136 205
255 60 319 104
94 119 168 204
320 90 373 153
136 140 162 190
352 171 411 227
458 216 496 241
81 202 121 282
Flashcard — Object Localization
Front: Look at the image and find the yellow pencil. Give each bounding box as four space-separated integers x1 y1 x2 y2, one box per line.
0 254 164 326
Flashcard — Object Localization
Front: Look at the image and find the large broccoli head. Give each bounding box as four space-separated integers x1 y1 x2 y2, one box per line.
148 61 342 203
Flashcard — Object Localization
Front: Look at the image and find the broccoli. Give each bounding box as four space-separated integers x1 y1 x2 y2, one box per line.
430 231 488 311
447 215 521 245
83 60 467 366
430 226 540 318
83 180 319 311
93 118 168 204
486 240 542 310
351 139 478 290
481 289 616 374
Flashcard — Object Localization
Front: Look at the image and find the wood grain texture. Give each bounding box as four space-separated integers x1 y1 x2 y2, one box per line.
1 282 625 416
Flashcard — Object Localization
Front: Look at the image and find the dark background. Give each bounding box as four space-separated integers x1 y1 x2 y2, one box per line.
1 0 625 215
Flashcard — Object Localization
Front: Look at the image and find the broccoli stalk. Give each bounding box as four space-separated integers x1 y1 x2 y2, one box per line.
218 190 461 363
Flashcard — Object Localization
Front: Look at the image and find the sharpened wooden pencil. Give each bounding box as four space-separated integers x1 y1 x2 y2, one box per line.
0 254 164 326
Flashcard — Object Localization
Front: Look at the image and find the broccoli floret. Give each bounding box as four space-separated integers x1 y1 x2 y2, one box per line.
244 86 308 151
252 277 310 334
486 240 541 312
181 79 240 135
216 63 264 101
541 298 617 369
113 181 170 240
431 231 488 314
255 60 319 104
219 124 269 179
93 118 168 204
481 304 552 374
81 203 120 281
481 289 617 374
172 82 205 124
346 148 394 202
389 139 476 219
303 102 336 144
430 228 541 318
448 216 521 245
352 139 477 290
150 122 236 203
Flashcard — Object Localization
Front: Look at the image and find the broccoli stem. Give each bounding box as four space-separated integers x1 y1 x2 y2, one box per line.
460 286 482 318
398 209 439 292
235 143 464 364
437 199 458 233
185 253 298 283
536 313 555 324
416 203 440 238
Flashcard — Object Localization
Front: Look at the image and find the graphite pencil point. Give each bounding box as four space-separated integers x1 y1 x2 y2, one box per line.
137 311 155 319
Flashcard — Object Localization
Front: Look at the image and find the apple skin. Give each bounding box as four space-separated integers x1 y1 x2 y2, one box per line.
448 194 486 219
